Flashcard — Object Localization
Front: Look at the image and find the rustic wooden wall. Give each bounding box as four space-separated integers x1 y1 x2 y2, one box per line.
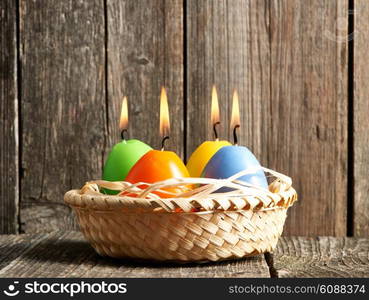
0 0 367 236
0 0 19 234
267 0 348 236
354 0 369 236
106 0 184 156
186 0 270 164
19 0 106 232
186 0 348 236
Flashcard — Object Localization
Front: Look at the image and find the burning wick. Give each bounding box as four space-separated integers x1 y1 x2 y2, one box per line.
159 87 170 151
211 85 220 142
233 125 240 146
161 136 170 151
119 96 129 142
121 128 128 141
213 121 220 141
231 90 240 146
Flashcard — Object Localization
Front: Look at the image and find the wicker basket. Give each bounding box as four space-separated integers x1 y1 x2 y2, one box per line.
64 167 297 262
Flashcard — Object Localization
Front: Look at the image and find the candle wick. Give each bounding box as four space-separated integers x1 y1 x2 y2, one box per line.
213 121 220 141
233 125 240 145
121 129 128 141
161 136 170 151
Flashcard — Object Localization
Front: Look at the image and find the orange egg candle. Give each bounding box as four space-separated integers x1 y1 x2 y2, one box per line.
186 85 231 177
125 87 189 197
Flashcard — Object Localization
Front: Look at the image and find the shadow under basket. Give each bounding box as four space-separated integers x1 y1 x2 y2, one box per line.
64 167 297 263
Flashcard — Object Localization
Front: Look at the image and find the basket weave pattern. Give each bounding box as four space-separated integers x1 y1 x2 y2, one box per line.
64 168 297 262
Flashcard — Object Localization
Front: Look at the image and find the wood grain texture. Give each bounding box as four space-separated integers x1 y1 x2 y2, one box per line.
186 1 348 236
2 232 369 278
186 0 270 162
0 0 360 236
353 1 369 236
269 0 348 236
0 0 19 234
0 231 270 278
106 0 184 156
0 232 51 271
19 0 106 232
273 237 369 277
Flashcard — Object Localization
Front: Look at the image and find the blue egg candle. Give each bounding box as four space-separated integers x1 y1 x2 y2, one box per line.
202 145 268 189
202 90 268 190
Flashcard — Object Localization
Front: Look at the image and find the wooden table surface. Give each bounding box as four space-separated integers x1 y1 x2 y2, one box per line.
0 231 368 278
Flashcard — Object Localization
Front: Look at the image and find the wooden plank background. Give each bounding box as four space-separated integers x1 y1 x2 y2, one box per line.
0 0 367 237
354 0 369 237
19 0 106 232
268 0 348 236
186 0 348 237
106 0 184 155
0 0 19 234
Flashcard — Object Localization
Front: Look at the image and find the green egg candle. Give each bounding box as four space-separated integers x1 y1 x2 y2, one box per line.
102 97 152 194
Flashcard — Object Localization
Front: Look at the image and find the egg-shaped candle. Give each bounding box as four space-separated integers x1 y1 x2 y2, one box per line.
186 86 231 177
102 97 152 194
202 90 268 190
202 145 268 189
125 148 190 197
125 87 190 198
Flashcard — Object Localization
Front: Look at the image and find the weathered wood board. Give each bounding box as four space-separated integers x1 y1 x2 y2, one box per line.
268 0 348 236
186 0 348 236
0 0 19 234
0 232 49 271
1 233 369 277
273 237 369 277
0 231 270 278
353 0 369 237
0 0 365 238
107 0 184 157
19 0 106 232
186 0 270 162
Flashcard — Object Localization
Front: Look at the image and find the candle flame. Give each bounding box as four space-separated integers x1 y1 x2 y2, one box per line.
211 85 220 126
230 90 240 129
160 87 170 137
119 96 128 130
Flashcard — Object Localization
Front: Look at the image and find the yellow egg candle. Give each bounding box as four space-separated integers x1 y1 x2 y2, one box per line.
186 85 231 177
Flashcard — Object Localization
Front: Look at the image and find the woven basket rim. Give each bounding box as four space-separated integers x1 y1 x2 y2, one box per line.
64 167 297 213
65 197 292 213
